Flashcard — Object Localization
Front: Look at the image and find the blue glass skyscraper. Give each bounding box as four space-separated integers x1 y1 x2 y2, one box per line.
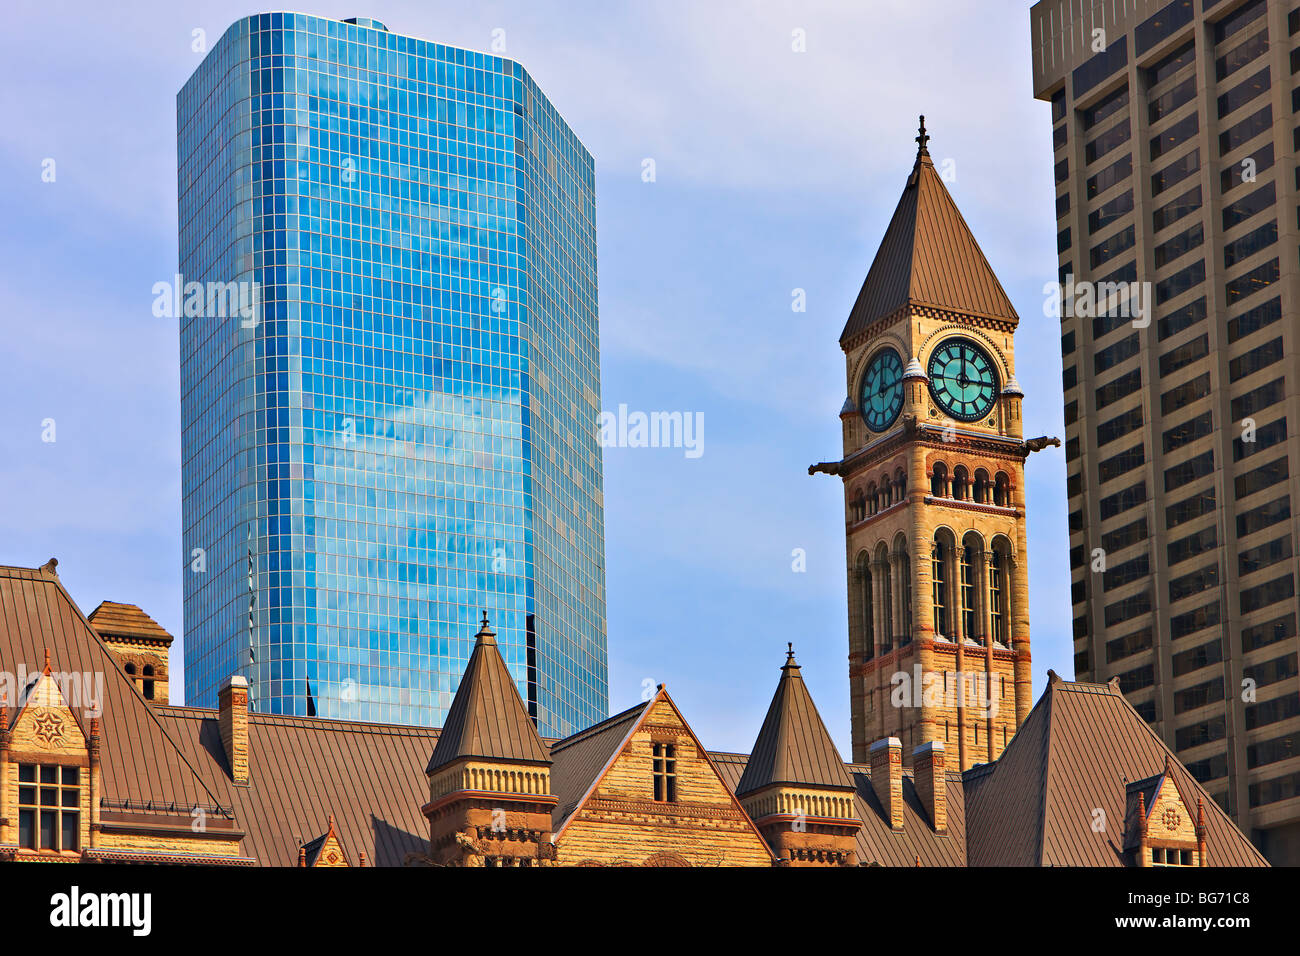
177 13 607 738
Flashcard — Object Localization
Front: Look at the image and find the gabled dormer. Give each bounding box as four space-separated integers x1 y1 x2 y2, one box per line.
735 646 861 866
422 614 557 866
0 649 97 860
298 814 353 867
1124 756 1207 867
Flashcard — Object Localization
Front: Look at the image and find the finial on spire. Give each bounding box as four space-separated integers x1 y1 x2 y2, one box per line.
787 642 794 661
916 115 930 156
475 610 497 645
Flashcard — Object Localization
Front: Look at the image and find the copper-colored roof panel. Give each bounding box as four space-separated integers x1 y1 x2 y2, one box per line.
87 601 173 642
735 653 854 795
964 680 1268 867
0 566 223 812
158 707 437 867
840 145 1019 347
425 623 550 773
714 751 967 866
548 701 646 828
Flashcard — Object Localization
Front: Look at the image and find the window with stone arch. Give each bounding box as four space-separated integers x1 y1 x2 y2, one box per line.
894 533 912 645
960 531 983 643
931 461 948 498
875 542 894 653
932 529 956 639
989 535 1014 646
993 471 1011 507
973 468 990 504
855 550 874 660
952 465 970 501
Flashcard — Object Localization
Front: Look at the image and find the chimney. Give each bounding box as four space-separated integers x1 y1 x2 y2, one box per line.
869 737 903 830
218 675 249 784
913 741 946 833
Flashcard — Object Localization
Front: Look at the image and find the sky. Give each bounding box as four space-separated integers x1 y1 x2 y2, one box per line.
0 0 1067 755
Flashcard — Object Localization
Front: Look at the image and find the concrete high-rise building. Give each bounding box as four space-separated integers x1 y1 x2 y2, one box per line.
177 13 607 738
1030 0 1300 862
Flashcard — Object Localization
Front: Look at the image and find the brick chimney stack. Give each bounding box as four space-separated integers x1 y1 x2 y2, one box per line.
218 675 249 785
870 737 903 830
913 741 946 833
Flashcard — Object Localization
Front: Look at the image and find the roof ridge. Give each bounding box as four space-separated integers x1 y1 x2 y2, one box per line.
549 699 647 753
1036 682 1056 865
552 698 654 837
34 573 233 812
160 704 443 737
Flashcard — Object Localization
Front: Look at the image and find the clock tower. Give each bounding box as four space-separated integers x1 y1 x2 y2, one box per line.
811 119 1057 770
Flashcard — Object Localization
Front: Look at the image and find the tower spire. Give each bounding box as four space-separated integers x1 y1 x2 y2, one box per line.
915 114 930 157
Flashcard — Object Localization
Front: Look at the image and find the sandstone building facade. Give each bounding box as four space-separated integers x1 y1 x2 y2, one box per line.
0 558 1266 867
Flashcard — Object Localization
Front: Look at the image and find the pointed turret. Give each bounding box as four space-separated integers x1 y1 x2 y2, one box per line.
839 117 1019 350
426 613 550 773
422 613 557 866
737 646 861 866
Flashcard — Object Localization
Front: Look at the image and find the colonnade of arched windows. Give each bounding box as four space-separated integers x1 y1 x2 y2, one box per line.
930 530 1015 647
929 463 1012 507
852 534 914 661
849 468 908 523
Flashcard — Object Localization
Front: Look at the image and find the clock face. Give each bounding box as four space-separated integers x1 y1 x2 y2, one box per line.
927 339 998 423
860 348 905 432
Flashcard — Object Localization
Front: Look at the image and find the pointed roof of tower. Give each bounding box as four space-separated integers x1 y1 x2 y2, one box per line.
839 116 1019 347
425 613 550 773
735 645 856 795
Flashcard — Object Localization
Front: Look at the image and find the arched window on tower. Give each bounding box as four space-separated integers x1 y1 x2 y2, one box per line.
931 535 950 639
952 465 969 501
994 472 1011 508
142 665 156 701
857 553 874 660
867 482 878 516
850 490 866 523
990 537 1013 646
973 469 990 504
897 548 912 645
989 551 1006 646
931 462 948 498
960 537 978 642
895 468 907 502
877 544 894 654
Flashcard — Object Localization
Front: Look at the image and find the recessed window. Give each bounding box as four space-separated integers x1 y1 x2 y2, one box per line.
17 764 80 854
1151 847 1195 866
652 743 677 802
